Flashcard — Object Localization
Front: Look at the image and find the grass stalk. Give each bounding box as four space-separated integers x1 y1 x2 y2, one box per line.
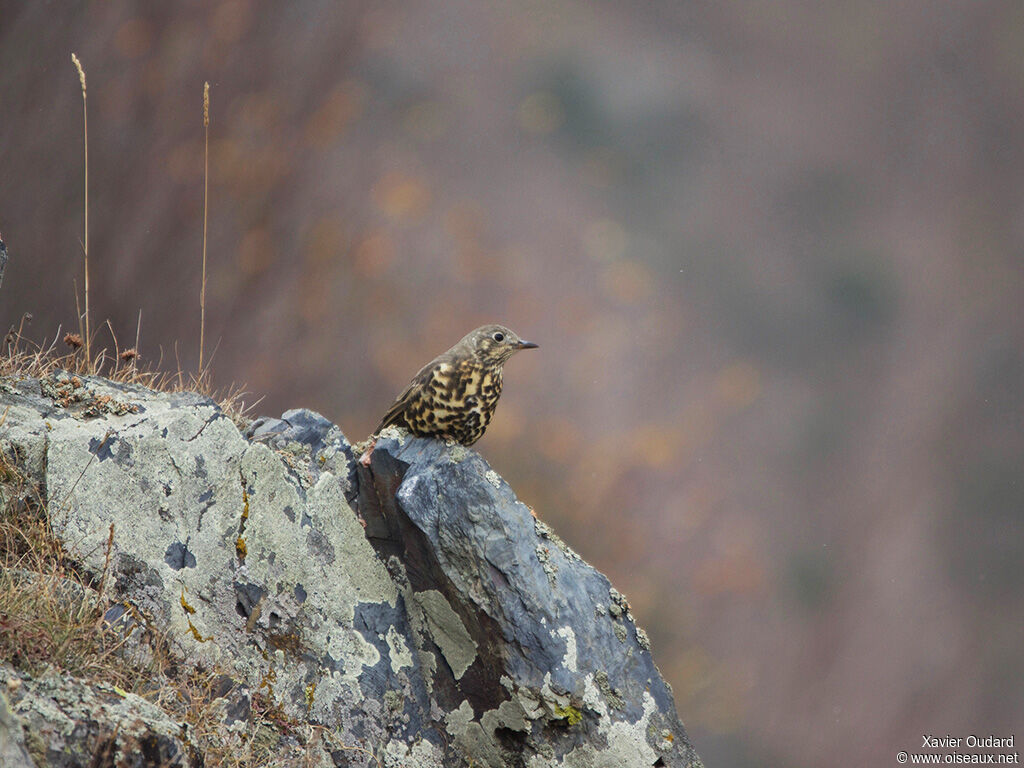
199 82 210 380
71 53 90 368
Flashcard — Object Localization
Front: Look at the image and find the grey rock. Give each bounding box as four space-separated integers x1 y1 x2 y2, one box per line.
0 374 702 767
0 688 34 768
356 435 702 767
0 664 193 768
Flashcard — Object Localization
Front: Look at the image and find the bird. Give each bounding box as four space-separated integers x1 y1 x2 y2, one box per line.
371 324 538 447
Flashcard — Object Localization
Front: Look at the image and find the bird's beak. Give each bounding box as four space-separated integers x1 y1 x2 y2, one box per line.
517 340 539 350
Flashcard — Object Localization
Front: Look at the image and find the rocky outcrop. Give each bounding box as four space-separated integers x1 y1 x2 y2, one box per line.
0 372 702 767
0 688 35 768
0 664 194 768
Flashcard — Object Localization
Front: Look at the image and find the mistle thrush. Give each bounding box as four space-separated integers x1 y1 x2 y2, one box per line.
373 324 538 446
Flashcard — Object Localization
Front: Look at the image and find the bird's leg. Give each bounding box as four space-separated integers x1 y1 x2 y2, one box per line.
358 438 377 468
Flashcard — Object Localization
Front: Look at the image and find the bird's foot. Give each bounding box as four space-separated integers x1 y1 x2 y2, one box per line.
358 438 377 468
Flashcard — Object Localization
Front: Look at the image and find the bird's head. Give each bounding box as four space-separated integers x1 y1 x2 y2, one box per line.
465 324 538 365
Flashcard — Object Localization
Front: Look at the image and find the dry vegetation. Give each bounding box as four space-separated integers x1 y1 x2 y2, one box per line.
0 321 257 427
0 55 301 767
0 439 322 766
5 49 498 768
1 56 255 420
0 47 451 768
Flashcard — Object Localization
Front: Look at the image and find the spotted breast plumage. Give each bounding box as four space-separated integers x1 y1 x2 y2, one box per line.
373 324 538 446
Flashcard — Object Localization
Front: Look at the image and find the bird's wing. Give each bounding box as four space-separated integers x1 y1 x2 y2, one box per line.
373 359 441 435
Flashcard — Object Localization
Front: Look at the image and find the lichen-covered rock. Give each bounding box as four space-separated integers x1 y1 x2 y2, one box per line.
0 688 34 768
356 434 701 767
0 664 194 767
0 374 702 767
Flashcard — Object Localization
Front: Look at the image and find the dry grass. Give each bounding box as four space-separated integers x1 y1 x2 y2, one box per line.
199 81 210 381
0 52 369 768
0 455 323 766
0 104 295 760
71 53 91 365
0 66 258 424
1 320 258 426
0 452 150 687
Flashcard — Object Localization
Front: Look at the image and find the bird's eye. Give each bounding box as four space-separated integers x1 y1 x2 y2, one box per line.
493 332 505 342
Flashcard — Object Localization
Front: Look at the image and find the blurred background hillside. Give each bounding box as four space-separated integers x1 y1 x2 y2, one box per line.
2 2 1022 765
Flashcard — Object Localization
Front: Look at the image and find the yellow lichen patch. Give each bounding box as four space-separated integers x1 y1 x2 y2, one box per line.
185 614 211 643
180 587 210 642
553 703 583 726
304 681 316 713
236 486 250 562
